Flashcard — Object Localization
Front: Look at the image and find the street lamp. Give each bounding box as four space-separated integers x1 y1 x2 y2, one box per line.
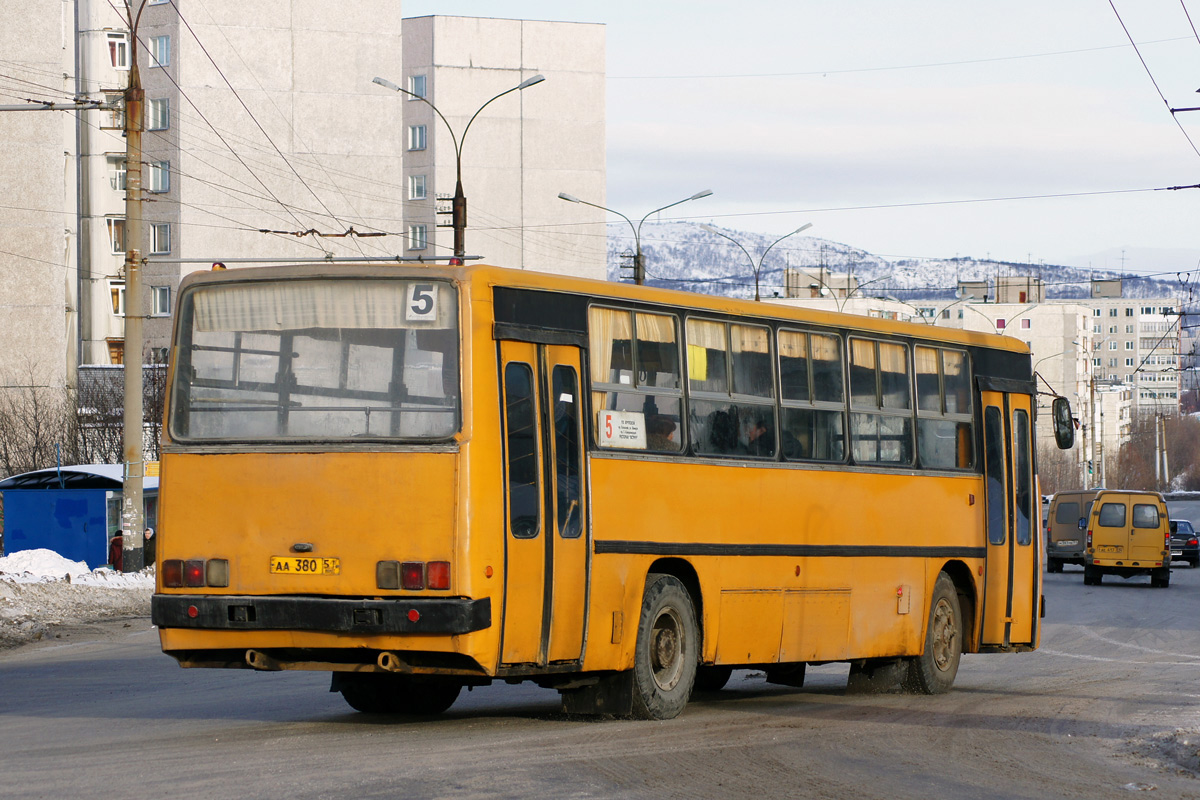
700 223 812 301
373 73 545 262
558 190 713 285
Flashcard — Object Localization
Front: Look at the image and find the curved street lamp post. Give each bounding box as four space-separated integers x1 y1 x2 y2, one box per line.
700 223 812 301
558 190 713 285
373 73 545 261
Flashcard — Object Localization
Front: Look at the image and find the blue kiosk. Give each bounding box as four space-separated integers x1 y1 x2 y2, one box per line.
0 465 159 569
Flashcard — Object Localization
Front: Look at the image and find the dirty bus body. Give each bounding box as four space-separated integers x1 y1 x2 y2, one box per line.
153 263 1061 720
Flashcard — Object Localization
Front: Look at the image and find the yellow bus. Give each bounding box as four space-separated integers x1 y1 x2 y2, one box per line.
151 263 1073 719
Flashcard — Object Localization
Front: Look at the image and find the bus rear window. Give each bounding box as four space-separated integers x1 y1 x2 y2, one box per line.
170 279 459 442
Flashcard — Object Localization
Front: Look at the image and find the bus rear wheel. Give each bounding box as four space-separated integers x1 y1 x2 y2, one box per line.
692 665 733 694
904 573 962 694
631 573 698 720
334 673 461 715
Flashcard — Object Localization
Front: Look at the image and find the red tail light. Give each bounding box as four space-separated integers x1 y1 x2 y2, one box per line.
427 561 450 590
184 560 206 587
162 558 228 588
401 561 425 590
162 559 183 587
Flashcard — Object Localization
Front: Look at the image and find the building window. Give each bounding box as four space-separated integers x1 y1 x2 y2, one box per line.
1108 326 1117 334
408 125 426 151
408 74 427 99
108 157 126 191
1126 308 1134 316
148 160 170 192
107 218 125 253
1021 319 1031 329
407 224 427 250
1126 358 1134 367
1093 324 1101 333
1125 341 1134 351
151 286 171 316
107 33 129 70
1094 308 1102 317
1093 358 1101 367
409 174 426 200
148 98 169 130
108 280 125 316
1109 308 1118 317
149 35 170 68
1109 341 1118 350
151 222 171 254
1126 325 1134 334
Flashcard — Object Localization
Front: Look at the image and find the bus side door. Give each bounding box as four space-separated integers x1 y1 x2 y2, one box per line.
980 390 1039 649
498 340 589 667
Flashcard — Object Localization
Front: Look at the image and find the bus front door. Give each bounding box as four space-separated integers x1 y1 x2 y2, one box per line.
499 341 589 668
980 390 1039 650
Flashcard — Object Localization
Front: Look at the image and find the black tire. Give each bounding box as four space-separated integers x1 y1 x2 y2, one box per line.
334 673 461 715
692 665 733 694
1151 568 1171 588
1188 558 1199 569
1083 565 1101 586
631 573 699 720
1047 558 1063 574
905 573 962 694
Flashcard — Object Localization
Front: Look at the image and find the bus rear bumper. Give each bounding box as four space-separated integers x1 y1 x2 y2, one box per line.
152 594 491 635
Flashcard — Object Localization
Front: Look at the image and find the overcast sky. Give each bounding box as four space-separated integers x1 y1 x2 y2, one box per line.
403 1 1200 273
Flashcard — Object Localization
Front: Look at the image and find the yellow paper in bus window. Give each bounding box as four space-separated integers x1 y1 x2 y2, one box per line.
687 344 707 381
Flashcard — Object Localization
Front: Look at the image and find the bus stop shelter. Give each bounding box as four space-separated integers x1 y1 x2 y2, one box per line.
0 465 159 569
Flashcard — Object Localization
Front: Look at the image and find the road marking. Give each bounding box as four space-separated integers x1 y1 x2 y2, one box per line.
1038 648 1200 666
1080 628 1200 660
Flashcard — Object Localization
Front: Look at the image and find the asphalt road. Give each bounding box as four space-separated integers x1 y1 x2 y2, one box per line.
4 563 1200 800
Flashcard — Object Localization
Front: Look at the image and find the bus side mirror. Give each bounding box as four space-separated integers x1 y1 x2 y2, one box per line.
1052 397 1074 450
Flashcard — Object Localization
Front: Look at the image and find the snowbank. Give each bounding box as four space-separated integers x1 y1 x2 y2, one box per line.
0 548 154 648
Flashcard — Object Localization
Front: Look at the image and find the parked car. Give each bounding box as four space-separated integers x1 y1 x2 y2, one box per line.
1169 519 1199 568
1046 490 1099 573
1083 490 1171 587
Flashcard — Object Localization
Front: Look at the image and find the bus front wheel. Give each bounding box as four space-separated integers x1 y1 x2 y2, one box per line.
905 573 962 694
631 573 699 720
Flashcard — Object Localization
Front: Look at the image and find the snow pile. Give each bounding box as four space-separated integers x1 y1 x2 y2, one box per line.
0 548 154 648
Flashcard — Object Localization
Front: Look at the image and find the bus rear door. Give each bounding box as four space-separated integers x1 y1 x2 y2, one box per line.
980 390 1039 650
498 340 589 668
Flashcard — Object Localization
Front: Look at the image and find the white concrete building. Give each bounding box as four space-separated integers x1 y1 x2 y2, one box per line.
6 4 608 381
0 0 75 391
400 16 606 279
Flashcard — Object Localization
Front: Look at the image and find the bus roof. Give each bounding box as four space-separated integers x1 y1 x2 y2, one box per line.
175 262 1029 356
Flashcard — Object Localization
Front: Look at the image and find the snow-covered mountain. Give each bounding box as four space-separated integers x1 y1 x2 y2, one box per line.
609 221 1191 303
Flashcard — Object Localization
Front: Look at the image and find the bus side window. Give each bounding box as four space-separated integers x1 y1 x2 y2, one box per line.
504 362 540 539
779 330 845 462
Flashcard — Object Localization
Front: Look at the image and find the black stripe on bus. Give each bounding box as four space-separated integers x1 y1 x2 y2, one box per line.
594 541 986 559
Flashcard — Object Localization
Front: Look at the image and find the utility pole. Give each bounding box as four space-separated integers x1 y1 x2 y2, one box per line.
120 1 146 572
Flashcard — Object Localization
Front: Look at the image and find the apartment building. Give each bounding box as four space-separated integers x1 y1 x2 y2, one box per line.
5 4 607 384
400 16 606 280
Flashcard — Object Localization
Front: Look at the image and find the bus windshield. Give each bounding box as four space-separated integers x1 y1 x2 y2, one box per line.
169 278 459 442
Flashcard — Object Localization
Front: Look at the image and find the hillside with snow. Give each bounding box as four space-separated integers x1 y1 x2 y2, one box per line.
610 221 1192 304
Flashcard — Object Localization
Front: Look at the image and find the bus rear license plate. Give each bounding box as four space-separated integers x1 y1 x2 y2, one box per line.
1057 540 1078 547
270 557 341 575
1098 546 1120 554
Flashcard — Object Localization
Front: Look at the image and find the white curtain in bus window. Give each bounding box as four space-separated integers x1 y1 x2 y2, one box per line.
811 334 843 403
778 330 809 402
878 342 909 409
730 324 772 397
588 307 683 451
915 346 973 470
686 319 728 394
849 338 877 408
174 280 458 441
778 329 845 462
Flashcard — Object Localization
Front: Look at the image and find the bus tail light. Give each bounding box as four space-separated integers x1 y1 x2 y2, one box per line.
401 562 425 590
162 558 229 588
376 560 450 591
1086 530 1093 550
427 561 450 590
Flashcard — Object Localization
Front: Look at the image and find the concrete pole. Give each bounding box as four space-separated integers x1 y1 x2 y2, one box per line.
120 52 145 572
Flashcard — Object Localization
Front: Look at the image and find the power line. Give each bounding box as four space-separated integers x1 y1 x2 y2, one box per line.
1108 0 1200 160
